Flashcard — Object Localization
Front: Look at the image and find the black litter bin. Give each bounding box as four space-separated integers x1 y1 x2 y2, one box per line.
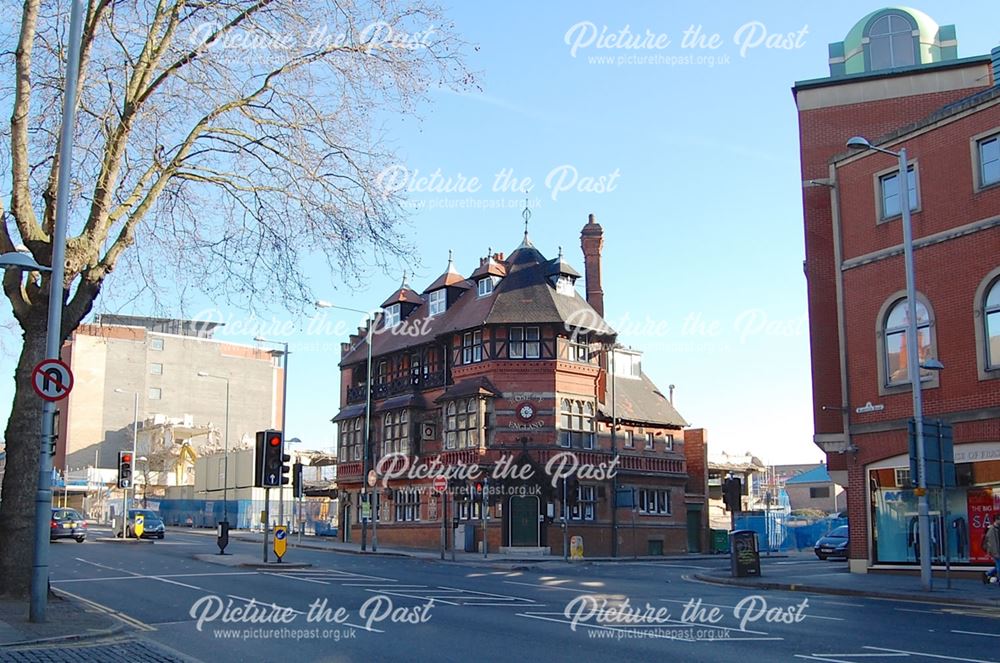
730 529 761 577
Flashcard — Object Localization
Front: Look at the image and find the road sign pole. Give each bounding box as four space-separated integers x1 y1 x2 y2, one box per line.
30 0 85 624
262 487 270 563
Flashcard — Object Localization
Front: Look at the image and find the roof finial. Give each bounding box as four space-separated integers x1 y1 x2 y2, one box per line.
522 192 531 239
401 270 409 288
558 245 563 260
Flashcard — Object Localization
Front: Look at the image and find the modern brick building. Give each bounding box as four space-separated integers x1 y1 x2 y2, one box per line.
793 7 1000 572
333 216 702 556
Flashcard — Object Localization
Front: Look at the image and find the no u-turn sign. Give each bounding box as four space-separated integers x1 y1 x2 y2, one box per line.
32 359 74 402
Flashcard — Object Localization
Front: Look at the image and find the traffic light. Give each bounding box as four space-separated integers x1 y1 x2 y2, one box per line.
292 462 304 498
280 453 291 486
255 430 284 487
723 476 743 512
117 451 133 488
565 476 580 507
472 481 484 503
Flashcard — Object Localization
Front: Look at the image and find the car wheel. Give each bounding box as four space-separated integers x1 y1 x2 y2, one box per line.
158 534 165 539
75 536 85 543
816 553 827 560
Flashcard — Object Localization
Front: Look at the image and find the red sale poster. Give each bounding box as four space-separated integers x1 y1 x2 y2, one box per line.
967 489 999 562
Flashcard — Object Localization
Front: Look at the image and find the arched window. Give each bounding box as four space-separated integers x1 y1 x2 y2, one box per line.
985 277 1000 370
883 299 932 386
867 13 916 70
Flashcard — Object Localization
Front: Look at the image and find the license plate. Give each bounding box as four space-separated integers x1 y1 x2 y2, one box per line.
63 523 73 528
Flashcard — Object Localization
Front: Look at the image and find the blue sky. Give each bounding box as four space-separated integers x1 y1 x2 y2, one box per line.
4 2 998 466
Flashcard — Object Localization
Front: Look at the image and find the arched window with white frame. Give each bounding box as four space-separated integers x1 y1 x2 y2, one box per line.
883 298 933 386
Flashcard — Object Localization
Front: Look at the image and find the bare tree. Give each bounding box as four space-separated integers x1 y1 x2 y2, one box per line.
0 0 472 597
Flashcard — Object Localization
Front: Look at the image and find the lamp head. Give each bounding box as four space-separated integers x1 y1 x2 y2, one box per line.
315 300 332 309
846 136 872 151
197 371 210 377
920 358 945 371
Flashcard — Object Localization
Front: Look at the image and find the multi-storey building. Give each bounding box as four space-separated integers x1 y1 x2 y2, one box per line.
333 216 699 556
58 315 283 492
794 7 1000 572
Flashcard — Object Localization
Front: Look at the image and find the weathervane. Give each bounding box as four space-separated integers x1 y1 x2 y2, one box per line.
522 193 531 238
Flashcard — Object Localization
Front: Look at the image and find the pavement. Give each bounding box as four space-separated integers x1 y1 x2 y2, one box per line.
188 525 734 567
693 554 1000 608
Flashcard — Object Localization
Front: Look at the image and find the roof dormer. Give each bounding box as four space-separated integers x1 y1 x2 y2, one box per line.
548 247 581 296
380 273 423 326
470 250 507 298
423 251 468 317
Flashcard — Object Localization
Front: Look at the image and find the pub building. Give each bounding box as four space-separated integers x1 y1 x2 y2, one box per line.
332 214 699 556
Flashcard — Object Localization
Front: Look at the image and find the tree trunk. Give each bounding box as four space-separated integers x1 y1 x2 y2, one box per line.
0 312 49 598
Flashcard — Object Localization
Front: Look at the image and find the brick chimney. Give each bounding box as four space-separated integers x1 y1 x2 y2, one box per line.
580 213 604 316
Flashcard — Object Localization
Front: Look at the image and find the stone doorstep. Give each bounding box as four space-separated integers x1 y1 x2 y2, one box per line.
498 546 551 556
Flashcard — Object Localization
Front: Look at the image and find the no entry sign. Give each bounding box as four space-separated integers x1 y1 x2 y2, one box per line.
433 476 448 493
31 359 73 402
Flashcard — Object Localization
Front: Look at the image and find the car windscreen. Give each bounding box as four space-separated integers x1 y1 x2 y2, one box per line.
52 510 81 521
830 526 849 538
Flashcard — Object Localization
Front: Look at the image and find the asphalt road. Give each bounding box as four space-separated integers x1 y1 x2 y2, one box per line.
45 528 1000 663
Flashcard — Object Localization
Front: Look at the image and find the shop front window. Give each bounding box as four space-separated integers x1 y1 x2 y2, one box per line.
869 459 1000 565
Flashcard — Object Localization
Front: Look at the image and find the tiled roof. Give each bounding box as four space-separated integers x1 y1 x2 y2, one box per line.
331 403 366 422
340 240 615 365
380 286 424 308
434 376 503 402
599 372 687 427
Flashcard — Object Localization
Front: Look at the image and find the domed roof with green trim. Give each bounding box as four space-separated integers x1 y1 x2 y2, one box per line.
827 7 958 77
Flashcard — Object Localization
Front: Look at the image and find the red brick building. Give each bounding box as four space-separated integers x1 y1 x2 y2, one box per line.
794 7 1000 572
333 216 702 556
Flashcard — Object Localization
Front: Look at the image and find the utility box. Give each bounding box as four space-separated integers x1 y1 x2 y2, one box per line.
711 529 730 554
730 529 761 577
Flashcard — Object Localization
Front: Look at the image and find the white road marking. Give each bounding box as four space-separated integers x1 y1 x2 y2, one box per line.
364 590 459 606
951 629 1000 638
437 585 536 602
865 646 1000 662
52 587 156 632
659 597 844 621
504 580 596 594
266 573 329 585
893 607 939 614
54 571 260 584
517 611 782 641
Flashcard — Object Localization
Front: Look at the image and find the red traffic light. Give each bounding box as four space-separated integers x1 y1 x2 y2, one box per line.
269 436 281 447
122 453 132 463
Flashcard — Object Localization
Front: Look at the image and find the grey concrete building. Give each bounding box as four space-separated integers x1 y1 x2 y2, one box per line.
57 315 284 479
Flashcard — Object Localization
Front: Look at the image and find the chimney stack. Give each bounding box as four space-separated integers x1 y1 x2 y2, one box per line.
993 46 1000 87
580 213 605 317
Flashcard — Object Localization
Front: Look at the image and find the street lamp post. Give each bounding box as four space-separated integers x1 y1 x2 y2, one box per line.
137 456 149 507
254 338 290 531
316 301 377 552
29 0 85 623
847 136 932 590
197 372 230 552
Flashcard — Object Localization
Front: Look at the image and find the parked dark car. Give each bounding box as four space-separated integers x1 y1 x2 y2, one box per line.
122 508 166 539
814 525 849 559
51 508 87 542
